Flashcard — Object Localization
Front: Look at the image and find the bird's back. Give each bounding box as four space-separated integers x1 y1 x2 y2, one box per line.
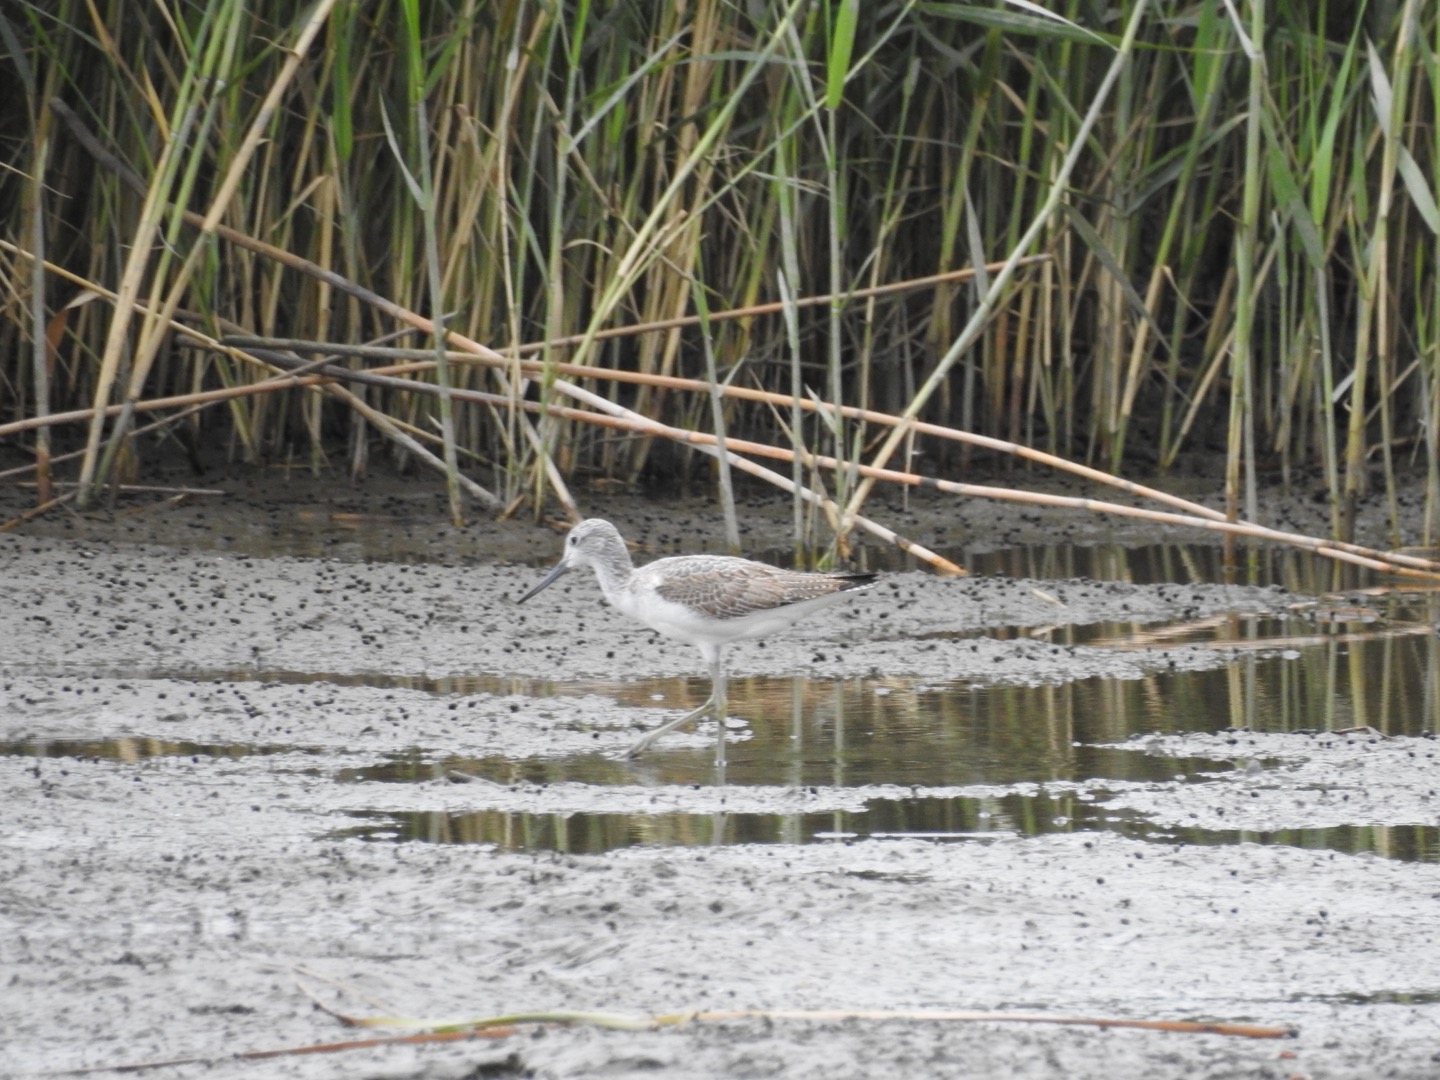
621 555 876 647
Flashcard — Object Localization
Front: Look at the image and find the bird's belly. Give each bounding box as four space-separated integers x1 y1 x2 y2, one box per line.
615 591 810 647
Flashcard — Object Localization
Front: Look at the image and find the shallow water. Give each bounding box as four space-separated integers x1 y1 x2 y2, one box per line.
329 802 1436 862
6 545 1436 860
319 628 1440 861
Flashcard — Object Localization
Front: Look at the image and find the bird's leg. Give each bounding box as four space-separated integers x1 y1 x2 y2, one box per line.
711 649 727 768
624 693 715 758
625 645 728 760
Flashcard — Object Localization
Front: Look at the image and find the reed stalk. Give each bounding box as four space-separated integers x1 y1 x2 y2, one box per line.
841 0 1151 525
394 0 463 524
1225 0 1264 566
5 1 1440 553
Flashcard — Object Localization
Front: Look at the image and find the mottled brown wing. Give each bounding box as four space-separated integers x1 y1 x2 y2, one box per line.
652 558 874 620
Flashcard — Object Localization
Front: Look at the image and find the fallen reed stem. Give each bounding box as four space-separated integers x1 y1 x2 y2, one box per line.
211 338 1440 578
44 344 1435 581
3 250 1433 580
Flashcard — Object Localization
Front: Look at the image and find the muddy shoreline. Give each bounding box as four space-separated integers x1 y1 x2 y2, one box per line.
3 469 1439 1077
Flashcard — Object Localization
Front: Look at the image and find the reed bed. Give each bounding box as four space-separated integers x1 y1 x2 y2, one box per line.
3 1 1439 558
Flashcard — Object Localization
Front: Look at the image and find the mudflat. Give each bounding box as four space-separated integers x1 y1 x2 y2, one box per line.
2 471 1437 1078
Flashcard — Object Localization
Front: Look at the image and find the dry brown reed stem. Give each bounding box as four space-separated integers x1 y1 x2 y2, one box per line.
550 380 964 574
38 1027 515 1076
0 375 329 442
16 482 224 495
667 1010 1294 1039
0 491 76 533
218 339 1440 578
494 258 1049 354
39 1003 1288 1076
305 992 1295 1041
0 366 477 485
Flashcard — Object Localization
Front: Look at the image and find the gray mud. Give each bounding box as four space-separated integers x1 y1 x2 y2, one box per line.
3 473 1439 1078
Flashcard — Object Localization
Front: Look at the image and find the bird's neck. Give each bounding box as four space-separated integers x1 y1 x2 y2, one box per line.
588 550 635 603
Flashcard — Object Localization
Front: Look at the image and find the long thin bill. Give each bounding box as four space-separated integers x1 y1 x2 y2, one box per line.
516 560 570 604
